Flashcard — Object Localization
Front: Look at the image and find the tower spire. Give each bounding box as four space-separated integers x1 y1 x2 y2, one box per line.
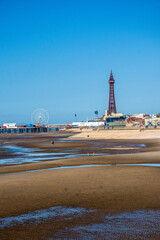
108 70 117 115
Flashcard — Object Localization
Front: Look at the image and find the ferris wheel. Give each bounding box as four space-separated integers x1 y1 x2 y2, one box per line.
31 108 49 126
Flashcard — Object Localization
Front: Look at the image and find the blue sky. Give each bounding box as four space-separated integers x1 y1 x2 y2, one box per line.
0 0 160 124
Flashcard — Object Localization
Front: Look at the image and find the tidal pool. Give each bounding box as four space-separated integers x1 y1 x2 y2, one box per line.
1 163 160 176
68 209 160 239
0 141 144 165
0 206 93 229
0 206 160 239
0 143 109 165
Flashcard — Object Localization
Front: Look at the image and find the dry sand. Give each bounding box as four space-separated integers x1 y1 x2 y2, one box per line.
68 128 160 140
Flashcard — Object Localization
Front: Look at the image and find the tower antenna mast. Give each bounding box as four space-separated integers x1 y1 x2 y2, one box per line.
108 70 117 115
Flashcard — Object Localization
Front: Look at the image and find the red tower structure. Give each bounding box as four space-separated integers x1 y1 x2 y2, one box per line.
108 71 117 115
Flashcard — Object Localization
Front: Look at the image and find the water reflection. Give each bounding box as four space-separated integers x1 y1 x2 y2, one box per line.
1 163 160 176
0 142 145 165
0 206 160 239
0 206 93 229
70 209 160 239
0 144 109 165
122 163 160 167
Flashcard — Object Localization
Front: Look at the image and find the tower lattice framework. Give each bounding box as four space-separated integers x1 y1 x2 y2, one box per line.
108 71 117 115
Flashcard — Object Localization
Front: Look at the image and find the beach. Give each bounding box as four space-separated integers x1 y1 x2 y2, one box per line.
0 129 160 239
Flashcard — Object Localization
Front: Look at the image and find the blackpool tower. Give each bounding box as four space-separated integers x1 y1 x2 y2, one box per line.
108 71 117 115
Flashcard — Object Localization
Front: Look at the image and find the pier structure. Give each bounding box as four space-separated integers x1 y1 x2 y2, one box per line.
0 127 48 134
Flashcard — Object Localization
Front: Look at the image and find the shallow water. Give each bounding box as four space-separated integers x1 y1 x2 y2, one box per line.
122 163 160 167
0 143 109 165
0 206 160 239
0 142 144 165
0 164 109 175
69 209 160 239
1 163 159 176
0 206 93 229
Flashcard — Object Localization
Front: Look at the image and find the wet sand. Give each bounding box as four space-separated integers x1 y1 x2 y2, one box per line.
0 131 160 239
1 164 160 217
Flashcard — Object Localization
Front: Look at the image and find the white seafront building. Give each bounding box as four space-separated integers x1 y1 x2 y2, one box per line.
2 123 17 128
72 121 105 128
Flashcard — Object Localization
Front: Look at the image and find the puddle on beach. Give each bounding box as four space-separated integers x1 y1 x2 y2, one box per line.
0 164 109 175
0 206 93 229
122 163 160 167
69 209 160 239
0 142 145 165
0 206 160 239
1 163 160 176
0 145 108 165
